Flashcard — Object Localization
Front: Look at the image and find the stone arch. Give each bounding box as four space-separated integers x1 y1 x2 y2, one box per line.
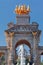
41 52 43 55
40 51 43 55
40 52 43 55
14 39 31 60
40 51 43 63
15 39 31 49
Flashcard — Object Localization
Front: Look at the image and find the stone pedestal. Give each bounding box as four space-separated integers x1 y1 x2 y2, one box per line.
16 15 30 25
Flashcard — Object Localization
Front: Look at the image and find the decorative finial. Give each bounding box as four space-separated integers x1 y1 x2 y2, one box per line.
15 5 30 15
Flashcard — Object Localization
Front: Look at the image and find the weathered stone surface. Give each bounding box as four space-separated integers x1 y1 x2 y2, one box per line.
0 13 43 65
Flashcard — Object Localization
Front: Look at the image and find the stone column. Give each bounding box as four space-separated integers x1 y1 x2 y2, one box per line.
37 54 41 65
5 32 10 65
37 50 41 65
32 32 38 65
5 50 8 65
5 32 15 65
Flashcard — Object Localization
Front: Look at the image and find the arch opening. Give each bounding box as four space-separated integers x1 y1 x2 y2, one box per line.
40 52 43 64
15 39 31 49
14 39 32 65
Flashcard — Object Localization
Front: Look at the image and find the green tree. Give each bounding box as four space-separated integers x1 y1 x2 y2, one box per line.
25 58 29 65
1 55 5 65
41 63 43 65
16 58 20 65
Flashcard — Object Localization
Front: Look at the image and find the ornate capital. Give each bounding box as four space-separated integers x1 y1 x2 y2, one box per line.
5 31 10 43
9 32 14 37
5 31 14 37
32 32 37 36
5 31 9 37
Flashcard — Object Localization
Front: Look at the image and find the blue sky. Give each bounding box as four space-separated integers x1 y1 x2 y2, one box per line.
0 0 43 46
0 0 43 61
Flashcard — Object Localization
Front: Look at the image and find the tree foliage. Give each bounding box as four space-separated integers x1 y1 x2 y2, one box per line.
1 55 5 65
41 62 43 65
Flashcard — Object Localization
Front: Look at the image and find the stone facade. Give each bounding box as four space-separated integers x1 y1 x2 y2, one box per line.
4 14 43 65
0 6 43 65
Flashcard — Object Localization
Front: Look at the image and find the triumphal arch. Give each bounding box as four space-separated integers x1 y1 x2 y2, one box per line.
0 5 43 65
